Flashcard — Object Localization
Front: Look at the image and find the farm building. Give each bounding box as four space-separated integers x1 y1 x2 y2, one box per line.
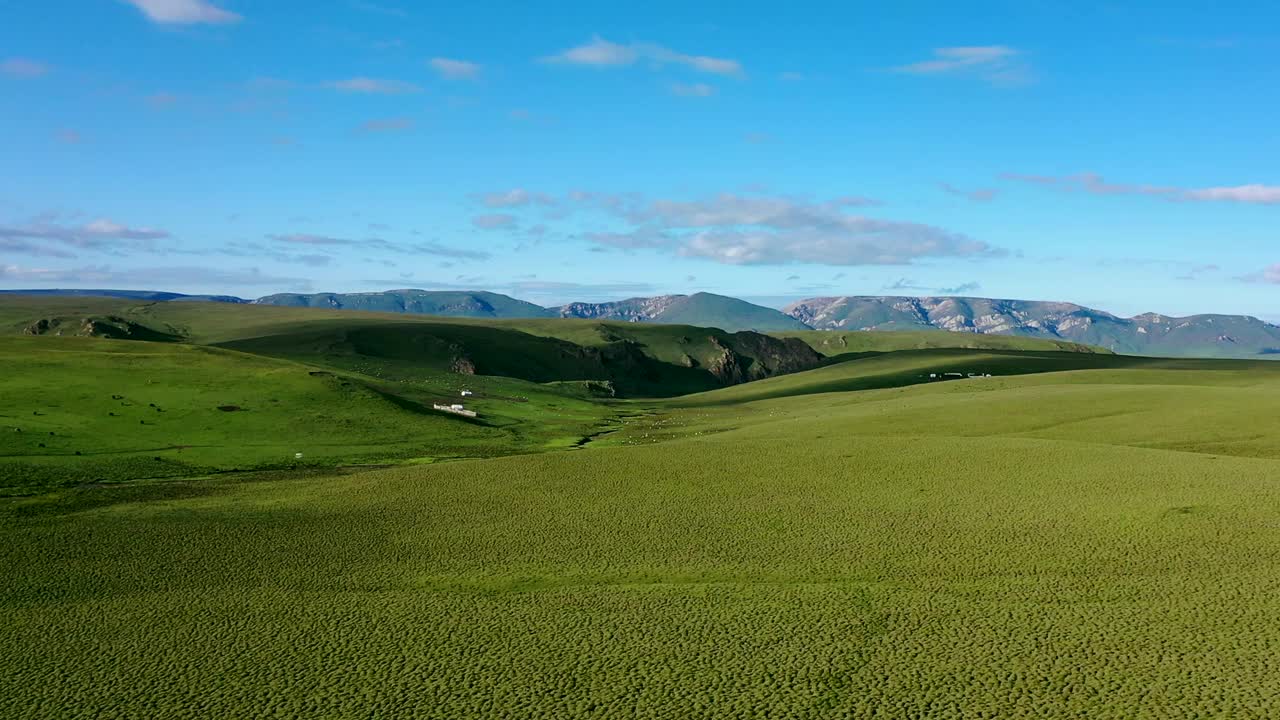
433 403 478 418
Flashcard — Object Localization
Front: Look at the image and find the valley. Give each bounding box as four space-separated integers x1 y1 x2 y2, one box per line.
4 296 1280 717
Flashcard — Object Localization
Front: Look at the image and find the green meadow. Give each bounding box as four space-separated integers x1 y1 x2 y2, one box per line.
4 298 1280 717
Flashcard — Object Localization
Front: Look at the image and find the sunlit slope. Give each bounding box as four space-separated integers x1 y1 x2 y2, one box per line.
664 348 1132 405
5 415 1280 716
777 328 1109 355
634 351 1280 460
0 336 611 489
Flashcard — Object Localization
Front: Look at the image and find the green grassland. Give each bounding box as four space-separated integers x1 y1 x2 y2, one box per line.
5 296 1280 717
0 335 615 491
778 328 1110 356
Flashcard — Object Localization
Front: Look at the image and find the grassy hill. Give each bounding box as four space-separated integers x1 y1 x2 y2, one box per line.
0 335 617 491
4 340 1280 716
0 296 824 396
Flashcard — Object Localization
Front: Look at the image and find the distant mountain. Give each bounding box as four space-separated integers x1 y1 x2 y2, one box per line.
786 296 1280 359
252 290 551 319
557 293 808 332
5 288 1277 359
0 289 247 303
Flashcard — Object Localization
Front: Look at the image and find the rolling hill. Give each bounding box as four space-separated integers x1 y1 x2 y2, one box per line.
0 296 825 399
4 288 1278 359
786 295 1280 359
5 318 1280 717
252 289 551 318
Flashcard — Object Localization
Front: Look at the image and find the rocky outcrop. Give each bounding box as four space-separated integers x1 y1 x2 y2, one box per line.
784 295 1280 358
556 295 684 323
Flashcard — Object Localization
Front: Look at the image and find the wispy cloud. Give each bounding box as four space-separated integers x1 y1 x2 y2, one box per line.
0 239 76 259
471 213 518 230
1184 185 1280 204
122 0 242 25
939 281 981 294
544 36 743 76
429 57 481 80
349 0 407 16
267 233 488 260
327 77 421 94
892 46 1030 86
1240 264 1280 284
1176 264 1221 281
940 182 998 202
1 58 51 78
55 129 83 145
358 117 414 133
0 216 171 256
884 278 981 295
672 82 716 97
475 189 557 208
1003 172 1280 205
0 264 308 291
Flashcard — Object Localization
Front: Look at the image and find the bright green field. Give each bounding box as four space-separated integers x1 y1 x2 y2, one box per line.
5 299 1280 717
0 335 615 491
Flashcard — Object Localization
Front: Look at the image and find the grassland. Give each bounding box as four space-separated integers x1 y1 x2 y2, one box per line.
0 335 615 491
778 327 1111 356
5 297 1280 717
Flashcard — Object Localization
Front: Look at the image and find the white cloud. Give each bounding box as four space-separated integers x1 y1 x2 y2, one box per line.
892 46 1030 85
544 36 742 76
545 36 638 67
476 189 557 208
0 217 171 254
327 77 421 94
672 82 715 97
1242 264 1280 284
429 58 481 80
578 192 996 266
122 0 242 25
1183 185 1280 205
940 182 998 202
895 46 1017 73
1 58 51 78
1005 172 1280 205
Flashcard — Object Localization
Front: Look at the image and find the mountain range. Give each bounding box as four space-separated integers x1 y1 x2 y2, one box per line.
2 288 1277 359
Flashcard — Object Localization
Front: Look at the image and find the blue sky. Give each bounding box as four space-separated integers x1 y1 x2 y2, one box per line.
1 0 1278 319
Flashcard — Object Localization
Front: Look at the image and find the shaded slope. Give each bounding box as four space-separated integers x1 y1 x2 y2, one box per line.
215 319 823 397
